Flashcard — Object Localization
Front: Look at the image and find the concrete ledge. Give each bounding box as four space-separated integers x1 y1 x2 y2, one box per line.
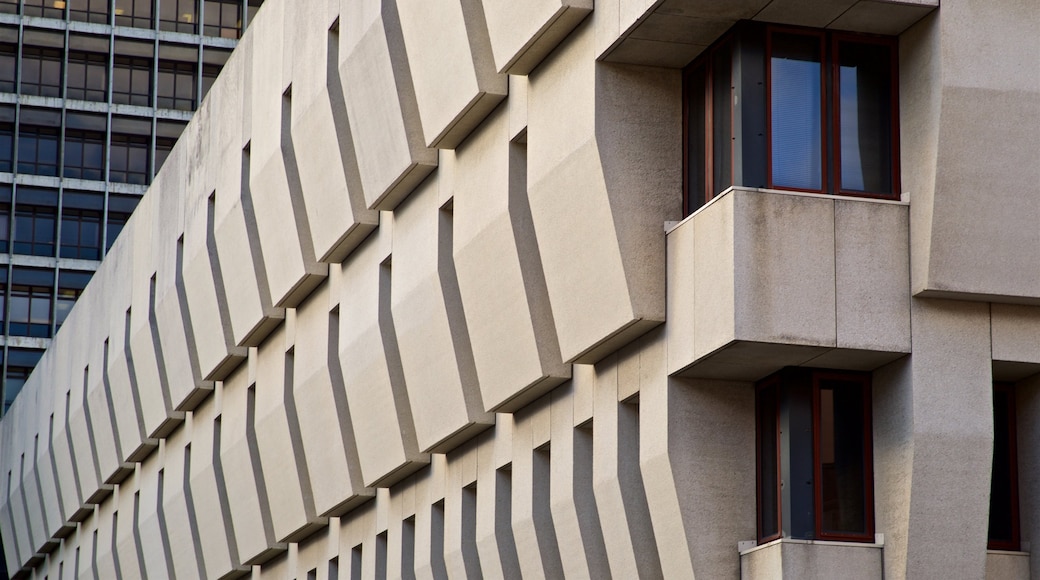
985 550 1030 580
740 538 883 580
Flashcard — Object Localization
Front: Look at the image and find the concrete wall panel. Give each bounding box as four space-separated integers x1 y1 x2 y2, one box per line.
454 105 569 412
293 281 371 516
528 20 681 363
396 0 507 148
219 363 278 564
136 443 174 580
254 324 317 542
114 469 145 580
160 416 204 580
290 0 378 263
392 173 492 452
188 394 239 578
337 218 428 487
338 0 437 210
482 0 592 74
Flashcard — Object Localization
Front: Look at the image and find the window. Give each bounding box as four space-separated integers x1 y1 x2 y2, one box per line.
201 47 231 101
684 23 899 214
63 113 107 181
17 109 61 176
106 194 139 250
115 0 154 28
22 0 64 19
0 1 15 15
4 349 44 413
68 0 110 24
0 185 10 252
989 383 1020 551
67 51 108 102
160 0 198 34
20 46 63 98
0 43 15 93
60 192 103 260
113 40 154 107
13 187 57 257
155 120 186 176
204 0 242 38
8 267 54 338
0 105 14 172
157 44 198 111
756 368 874 543
111 116 152 185
55 270 91 330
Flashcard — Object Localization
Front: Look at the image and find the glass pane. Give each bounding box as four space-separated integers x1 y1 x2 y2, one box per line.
771 33 823 190
819 379 867 535
839 41 893 194
8 295 27 324
711 42 732 196
989 387 1016 545
758 383 780 540
686 64 706 213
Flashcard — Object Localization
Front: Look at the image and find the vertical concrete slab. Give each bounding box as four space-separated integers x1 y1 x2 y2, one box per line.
473 423 520 579
528 20 681 363
293 280 372 517
248 0 328 309
481 0 592 74
113 468 146 580
592 351 663 579
136 442 175 580
160 414 205 580
188 393 239 578
219 362 280 564
392 173 492 452
290 0 378 263
84 341 124 486
548 382 610 578
453 104 569 412
337 218 428 487
254 323 319 542
338 0 437 211
93 490 118 580
396 0 507 148
642 344 756 580
509 395 563 578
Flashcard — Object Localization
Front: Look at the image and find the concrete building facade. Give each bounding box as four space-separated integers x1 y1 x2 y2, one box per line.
0 0 1037 578
0 0 261 414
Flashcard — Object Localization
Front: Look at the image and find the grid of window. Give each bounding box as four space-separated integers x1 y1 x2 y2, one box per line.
8 267 54 338
112 55 153 107
161 0 198 34
22 0 64 19
3 349 43 413
158 59 198 110
17 125 59 177
110 134 150 185
68 0 110 24
13 187 58 257
683 23 899 214
67 51 108 102
60 192 103 260
115 0 154 28
205 0 242 39
20 46 63 98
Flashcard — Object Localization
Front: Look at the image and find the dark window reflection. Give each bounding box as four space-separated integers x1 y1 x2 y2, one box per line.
771 32 823 191
158 59 197 110
67 51 108 102
56 270 92 330
818 378 868 536
115 0 154 29
106 194 139 250
205 0 242 39
8 267 53 338
60 191 103 261
4 348 44 412
0 44 15 93
20 46 63 98
160 0 198 33
13 187 57 257
113 55 153 107
68 0 110 24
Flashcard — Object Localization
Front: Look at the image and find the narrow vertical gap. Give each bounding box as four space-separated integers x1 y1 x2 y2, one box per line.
124 306 147 443
280 84 317 265
149 273 173 413
532 444 563 577
306 568 316 580
437 201 481 416
175 234 203 387
183 443 207 578
349 544 362 580
573 421 609 576
73 547 80 580
32 433 49 536
64 390 84 503
212 416 240 566
156 469 177 580
495 464 520 575
328 306 362 491
283 346 316 516
240 142 274 310
102 338 124 462
133 491 147 580
328 556 339 580
246 384 276 544
461 483 481 577
375 531 388 580
206 191 238 356
378 258 418 458
91 529 99 580
48 413 66 518
618 396 663 576
81 364 103 489
17 452 34 548
430 500 448 579
111 511 123 579
401 516 416 580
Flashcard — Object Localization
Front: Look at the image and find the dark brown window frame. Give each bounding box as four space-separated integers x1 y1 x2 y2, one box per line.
755 368 875 544
683 23 900 216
